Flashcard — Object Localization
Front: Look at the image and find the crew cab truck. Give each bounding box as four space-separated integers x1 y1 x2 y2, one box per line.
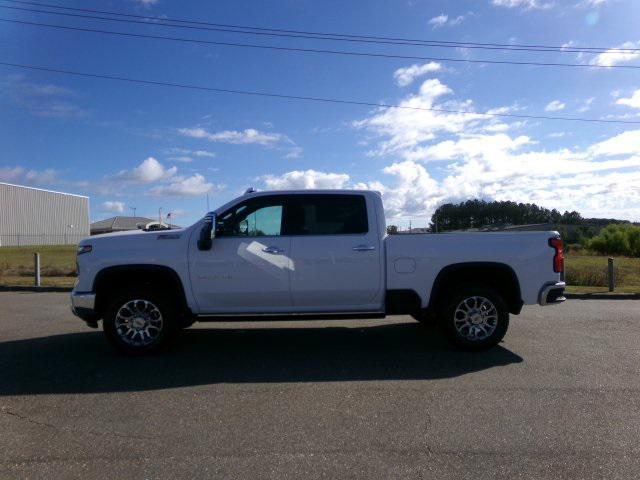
71 189 566 354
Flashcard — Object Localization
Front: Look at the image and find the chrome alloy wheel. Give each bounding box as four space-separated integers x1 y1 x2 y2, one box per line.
114 299 163 346
453 296 498 341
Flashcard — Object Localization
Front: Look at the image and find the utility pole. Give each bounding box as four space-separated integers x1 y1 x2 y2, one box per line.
130 206 137 217
206 193 210 212
158 207 162 225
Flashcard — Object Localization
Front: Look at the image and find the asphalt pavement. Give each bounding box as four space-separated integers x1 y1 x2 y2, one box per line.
0 292 639 479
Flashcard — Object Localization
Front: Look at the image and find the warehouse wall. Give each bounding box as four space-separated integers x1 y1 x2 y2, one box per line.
0 183 90 246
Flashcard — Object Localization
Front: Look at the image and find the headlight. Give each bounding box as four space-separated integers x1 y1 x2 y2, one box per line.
77 245 93 255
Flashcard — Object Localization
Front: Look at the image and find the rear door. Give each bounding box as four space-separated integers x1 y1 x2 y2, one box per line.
285 194 384 312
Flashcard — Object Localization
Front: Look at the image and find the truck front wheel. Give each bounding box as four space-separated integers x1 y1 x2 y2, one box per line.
438 286 509 350
103 290 177 354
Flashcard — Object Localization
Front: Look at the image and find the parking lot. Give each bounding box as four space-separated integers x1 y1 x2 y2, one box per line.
0 292 639 479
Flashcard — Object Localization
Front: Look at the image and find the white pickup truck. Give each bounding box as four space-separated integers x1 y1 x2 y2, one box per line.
71 189 565 354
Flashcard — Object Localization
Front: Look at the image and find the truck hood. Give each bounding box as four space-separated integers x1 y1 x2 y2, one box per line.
80 228 186 246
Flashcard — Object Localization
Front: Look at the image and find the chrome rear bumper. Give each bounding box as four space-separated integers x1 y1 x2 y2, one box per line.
539 282 566 306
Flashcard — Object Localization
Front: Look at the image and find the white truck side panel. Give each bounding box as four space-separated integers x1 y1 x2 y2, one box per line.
385 232 560 307
75 227 201 312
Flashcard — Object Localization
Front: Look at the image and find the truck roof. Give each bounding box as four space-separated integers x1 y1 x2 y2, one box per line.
243 189 381 197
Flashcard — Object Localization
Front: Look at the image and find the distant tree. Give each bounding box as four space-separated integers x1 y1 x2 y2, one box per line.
386 225 399 235
560 210 583 224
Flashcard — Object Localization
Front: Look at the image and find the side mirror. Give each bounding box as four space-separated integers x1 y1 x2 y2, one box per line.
197 214 215 251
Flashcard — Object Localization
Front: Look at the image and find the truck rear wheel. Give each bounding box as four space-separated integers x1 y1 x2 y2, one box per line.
438 286 509 350
103 289 177 355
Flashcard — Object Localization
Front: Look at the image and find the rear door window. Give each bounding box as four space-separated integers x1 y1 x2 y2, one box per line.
283 195 368 235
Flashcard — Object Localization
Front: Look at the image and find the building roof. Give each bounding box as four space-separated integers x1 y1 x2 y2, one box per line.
0 181 89 199
90 216 155 232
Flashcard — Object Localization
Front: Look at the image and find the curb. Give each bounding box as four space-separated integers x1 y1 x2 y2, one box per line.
565 292 640 300
0 286 73 293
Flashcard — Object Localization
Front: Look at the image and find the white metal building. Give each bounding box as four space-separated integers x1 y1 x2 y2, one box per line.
0 182 90 246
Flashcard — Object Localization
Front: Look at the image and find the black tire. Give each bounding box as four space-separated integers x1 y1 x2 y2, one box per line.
438 286 509 350
103 289 178 355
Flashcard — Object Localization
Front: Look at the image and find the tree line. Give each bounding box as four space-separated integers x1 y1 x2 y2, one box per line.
386 199 637 254
429 199 590 232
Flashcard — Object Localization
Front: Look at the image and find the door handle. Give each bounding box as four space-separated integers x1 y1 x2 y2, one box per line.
262 246 285 254
353 245 376 252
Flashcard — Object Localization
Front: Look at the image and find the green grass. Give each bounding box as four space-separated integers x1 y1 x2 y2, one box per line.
565 254 640 293
0 245 77 286
1 246 638 293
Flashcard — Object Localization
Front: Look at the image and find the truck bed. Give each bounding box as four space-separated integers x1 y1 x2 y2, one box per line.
385 231 560 306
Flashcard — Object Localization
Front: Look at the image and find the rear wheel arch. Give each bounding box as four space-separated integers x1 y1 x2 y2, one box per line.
428 262 523 314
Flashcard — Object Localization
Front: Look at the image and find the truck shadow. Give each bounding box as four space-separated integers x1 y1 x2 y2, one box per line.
0 322 522 395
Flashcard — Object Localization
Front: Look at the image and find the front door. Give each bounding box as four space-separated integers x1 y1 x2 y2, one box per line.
189 195 292 313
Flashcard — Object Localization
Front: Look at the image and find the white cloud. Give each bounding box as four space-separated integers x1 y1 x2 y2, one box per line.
428 13 467 28
419 134 533 161
367 132 640 221
588 129 640 157
428 14 448 27
101 201 125 213
578 0 607 6
590 41 640 67
616 89 640 109
152 174 214 196
192 150 216 158
352 73 640 221
260 170 350 190
545 100 566 112
369 161 440 218
127 157 177 183
179 127 283 145
448 15 467 26
354 78 491 160
100 157 217 198
165 148 216 160
0 166 58 185
285 147 303 159
393 62 442 87
491 0 553 9
577 97 595 112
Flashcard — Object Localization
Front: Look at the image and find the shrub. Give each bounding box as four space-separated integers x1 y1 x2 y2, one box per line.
587 224 640 257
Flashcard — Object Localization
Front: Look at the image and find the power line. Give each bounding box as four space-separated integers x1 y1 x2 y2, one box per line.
0 2 635 56
3 17 639 71
1 60 638 125
2 0 637 54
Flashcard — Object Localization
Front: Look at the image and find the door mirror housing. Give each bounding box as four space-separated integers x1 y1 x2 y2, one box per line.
197 214 215 251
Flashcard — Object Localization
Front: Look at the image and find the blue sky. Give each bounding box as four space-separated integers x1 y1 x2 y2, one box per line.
1 0 640 227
